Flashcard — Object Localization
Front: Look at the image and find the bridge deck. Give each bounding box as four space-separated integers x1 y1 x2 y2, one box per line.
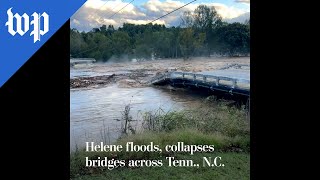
70 58 96 66
150 70 250 96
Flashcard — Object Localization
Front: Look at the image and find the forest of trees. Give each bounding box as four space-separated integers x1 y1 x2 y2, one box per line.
70 5 250 61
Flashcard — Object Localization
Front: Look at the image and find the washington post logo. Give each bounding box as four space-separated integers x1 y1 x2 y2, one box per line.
5 7 49 43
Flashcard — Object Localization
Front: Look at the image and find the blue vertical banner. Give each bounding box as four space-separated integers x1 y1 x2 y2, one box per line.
0 0 87 87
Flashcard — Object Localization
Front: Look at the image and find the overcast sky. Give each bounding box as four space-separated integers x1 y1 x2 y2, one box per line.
71 0 250 31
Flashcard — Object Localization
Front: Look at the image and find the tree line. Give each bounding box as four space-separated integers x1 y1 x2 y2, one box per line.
70 5 250 61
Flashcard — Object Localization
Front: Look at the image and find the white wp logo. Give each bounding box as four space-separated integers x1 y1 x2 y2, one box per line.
5 8 49 43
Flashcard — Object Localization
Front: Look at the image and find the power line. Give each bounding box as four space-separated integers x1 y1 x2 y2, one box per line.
108 0 135 19
92 0 111 16
73 0 195 56
73 0 135 56
98 0 111 10
149 0 197 24
110 0 125 12
96 0 113 24
96 0 128 23
73 0 111 17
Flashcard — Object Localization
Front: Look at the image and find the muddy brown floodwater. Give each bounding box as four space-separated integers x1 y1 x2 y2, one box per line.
70 57 250 151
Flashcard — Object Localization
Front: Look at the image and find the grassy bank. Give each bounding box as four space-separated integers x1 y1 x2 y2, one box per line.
71 99 250 179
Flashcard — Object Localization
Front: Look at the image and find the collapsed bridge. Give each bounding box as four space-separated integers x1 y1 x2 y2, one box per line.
150 70 250 97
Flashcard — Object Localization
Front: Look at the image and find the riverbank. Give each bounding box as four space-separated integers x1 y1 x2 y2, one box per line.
70 100 250 179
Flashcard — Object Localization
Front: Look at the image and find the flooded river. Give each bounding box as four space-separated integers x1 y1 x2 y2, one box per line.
70 84 206 151
70 57 250 151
